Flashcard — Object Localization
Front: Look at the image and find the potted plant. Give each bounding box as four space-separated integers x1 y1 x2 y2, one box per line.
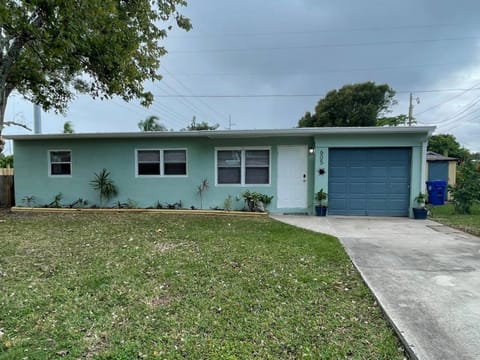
412 192 428 219
315 189 328 216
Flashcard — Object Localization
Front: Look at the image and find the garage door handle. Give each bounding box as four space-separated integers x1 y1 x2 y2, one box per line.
303 174 306 182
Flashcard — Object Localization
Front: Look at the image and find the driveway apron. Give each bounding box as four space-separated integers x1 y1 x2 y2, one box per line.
271 215 480 360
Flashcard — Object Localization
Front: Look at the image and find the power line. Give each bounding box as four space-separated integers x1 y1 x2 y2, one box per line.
161 65 229 124
415 82 480 117
169 36 480 54
167 61 460 78
151 87 480 99
169 22 480 39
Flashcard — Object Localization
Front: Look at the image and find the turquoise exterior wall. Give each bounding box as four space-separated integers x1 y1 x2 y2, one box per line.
313 133 428 217
12 131 428 216
13 136 315 213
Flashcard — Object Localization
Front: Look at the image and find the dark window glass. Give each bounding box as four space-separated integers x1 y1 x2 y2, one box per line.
137 150 161 175
245 167 269 184
50 151 71 175
164 150 187 175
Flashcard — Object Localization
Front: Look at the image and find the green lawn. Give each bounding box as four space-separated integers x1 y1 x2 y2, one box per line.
430 203 480 236
0 212 404 359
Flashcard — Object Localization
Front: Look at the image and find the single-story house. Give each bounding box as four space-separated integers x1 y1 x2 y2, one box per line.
6 126 435 216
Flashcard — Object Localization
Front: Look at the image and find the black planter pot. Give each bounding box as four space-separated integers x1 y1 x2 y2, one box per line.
412 207 428 220
315 205 327 216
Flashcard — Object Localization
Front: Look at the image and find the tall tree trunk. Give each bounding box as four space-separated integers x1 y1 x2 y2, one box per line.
0 86 8 154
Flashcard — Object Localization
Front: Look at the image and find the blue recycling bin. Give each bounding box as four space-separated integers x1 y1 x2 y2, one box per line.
426 180 448 205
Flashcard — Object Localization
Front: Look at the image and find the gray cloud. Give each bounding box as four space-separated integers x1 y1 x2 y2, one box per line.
4 0 480 152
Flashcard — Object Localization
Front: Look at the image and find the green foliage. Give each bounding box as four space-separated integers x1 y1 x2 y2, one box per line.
46 193 63 208
377 114 412 127
298 82 397 127
137 115 166 132
0 154 13 168
449 161 480 214
185 116 219 130
0 0 191 151
315 189 328 205
428 134 470 161
414 192 427 208
242 190 273 211
90 168 118 206
63 121 74 134
197 178 209 209
21 195 35 207
223 194 233 211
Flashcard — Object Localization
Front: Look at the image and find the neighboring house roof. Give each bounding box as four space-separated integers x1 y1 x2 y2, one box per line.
426 151 458 161
4 126 435 140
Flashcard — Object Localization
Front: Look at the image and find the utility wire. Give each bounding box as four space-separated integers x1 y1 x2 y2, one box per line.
161 65 229 125
170 22 480 38
169 36 480 54
151 87 480 99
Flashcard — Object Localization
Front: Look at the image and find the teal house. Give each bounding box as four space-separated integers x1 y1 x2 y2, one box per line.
7 126 435 216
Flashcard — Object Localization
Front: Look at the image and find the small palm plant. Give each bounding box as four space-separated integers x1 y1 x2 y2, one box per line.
90 168 118 207
197 178 209 209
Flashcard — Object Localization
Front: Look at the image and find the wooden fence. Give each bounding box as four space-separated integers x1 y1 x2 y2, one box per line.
0 168 14 208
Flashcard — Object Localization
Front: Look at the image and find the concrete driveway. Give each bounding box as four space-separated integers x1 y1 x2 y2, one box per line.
271 215 480 360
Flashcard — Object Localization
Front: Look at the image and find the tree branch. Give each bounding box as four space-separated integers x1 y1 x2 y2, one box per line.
2 121 32 131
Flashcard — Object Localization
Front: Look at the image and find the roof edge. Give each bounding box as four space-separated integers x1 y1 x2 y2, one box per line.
4 126 436 140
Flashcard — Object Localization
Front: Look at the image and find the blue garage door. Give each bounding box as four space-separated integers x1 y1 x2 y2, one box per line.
328 148 411 216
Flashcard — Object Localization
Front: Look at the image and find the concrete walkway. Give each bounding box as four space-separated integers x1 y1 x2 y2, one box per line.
271 215 480 360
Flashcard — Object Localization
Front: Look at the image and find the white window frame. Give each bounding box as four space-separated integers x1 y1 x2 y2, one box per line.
48 149 72 177
135 148 188 177
215 147 271 186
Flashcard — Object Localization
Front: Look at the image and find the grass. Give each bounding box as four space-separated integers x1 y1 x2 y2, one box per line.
430 202 480 236
0 212 404 359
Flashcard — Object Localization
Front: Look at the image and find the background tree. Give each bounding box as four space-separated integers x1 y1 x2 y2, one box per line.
449 161 480 214
185 116 219 131
427 134 470 161
63 121 74 134
138 115 167 132
0 154 14 168
0 0 191 152
298 82 400 127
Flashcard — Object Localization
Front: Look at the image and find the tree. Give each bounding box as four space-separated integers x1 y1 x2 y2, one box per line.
185 116 219 131
0 1 191 152
428 134 470 161
449 161 480 214
0 154 13 168
63 121 74 134
298 82 398 127
377 114 412 127
138 115 166 132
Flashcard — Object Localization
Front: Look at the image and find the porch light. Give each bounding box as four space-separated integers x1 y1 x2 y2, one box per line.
308 147 315 154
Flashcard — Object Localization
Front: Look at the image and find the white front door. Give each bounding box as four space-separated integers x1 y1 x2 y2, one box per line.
277 145 308 208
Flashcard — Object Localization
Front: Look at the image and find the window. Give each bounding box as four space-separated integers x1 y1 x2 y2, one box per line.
164 150 187 175
136 149 187 176
216 148 270 185
49 150 71 176
245 150 269 184
217 150 241 184
138 150 161 175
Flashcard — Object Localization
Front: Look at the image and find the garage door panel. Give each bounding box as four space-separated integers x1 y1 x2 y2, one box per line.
350 199 367 210
350 182 367 194
330 166 347 177
371 167 388 177
329 148 411 216
350 166 368 177
368 182 387 194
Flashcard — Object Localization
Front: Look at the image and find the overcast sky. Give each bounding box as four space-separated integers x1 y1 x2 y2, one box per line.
4 0 480 153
